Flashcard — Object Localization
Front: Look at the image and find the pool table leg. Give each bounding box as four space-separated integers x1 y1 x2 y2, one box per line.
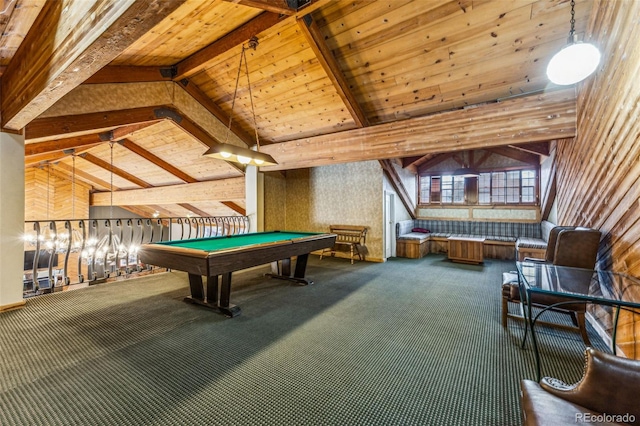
266 254 313 285
185 273 240 317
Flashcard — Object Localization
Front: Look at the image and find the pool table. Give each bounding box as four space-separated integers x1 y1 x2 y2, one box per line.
138 231 336 317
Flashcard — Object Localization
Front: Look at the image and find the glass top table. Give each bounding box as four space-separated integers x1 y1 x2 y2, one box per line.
515 261 640 380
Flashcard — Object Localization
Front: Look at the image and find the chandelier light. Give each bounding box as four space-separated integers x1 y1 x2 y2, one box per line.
546 0 601 85
204 36 277 167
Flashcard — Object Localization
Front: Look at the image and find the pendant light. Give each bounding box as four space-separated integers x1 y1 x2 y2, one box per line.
546 0 601 85
204 36 277 167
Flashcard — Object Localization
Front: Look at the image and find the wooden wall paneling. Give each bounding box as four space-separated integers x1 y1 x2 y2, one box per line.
555 0 640 356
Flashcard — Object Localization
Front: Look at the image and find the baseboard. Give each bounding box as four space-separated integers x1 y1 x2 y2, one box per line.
0 299 26 312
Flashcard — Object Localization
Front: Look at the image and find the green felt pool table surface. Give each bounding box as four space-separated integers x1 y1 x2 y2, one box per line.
155 231 322 252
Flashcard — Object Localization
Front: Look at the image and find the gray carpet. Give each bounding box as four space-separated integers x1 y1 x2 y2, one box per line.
0 255 606 425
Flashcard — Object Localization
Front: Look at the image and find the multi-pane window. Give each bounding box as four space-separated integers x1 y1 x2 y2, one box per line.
418 169 537 205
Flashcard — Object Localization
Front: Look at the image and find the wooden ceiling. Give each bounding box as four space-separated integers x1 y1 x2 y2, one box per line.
5 0 592 218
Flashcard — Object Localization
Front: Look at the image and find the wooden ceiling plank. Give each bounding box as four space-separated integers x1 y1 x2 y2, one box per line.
1 0 184 130
169 111 246 174
297 13 368 127
79 152 152 188
84 66 171 84
177 81 255 146
25 152 68 168
91 177 246 206
54 160 113 191
25 106 163 140
118 138 198 184
107 121 161 141
174 11 286 80
259 89 576 171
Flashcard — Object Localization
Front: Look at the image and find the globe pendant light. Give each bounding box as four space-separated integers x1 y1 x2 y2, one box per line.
546 0 600 85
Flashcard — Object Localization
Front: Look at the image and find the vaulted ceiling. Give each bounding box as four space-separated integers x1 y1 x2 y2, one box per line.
5 0 591 218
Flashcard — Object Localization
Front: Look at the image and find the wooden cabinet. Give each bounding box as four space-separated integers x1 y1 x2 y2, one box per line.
447 237 485 264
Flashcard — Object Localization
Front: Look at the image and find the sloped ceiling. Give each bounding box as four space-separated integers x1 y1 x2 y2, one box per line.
2 0 593 218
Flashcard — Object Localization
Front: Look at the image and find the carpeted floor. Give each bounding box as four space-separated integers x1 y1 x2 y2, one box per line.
0 254 606 425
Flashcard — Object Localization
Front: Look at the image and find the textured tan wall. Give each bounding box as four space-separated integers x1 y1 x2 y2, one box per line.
264 161 384 261
264 172 287 231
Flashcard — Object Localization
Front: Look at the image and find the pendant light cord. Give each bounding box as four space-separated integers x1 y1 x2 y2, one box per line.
225 36 260 150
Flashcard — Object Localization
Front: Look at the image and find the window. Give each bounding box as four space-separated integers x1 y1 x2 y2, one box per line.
418 168 537 205
419 177 430 204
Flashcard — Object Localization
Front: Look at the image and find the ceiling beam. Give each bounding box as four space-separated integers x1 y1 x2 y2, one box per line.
78 152 152 188
297 14 368 127
178 203 212 217
177 81 255 147
174 11 286 81
25 133 105 156
54 160 113 191
25 102 246 174
417 153 455 174
379 160 416 219
259 89 577 171
221 201 247 215
508 142 551 156
84 66 172 84
1 0 184 130
486 146 540 165
25 106 163 141
118 138 198 183
91 178 246 206
103 122 161 142
228 0 295 15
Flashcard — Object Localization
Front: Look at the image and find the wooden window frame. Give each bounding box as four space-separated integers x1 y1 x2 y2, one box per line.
417 167 539 206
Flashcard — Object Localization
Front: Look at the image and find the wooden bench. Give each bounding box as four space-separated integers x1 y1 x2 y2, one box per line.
320 225 367 264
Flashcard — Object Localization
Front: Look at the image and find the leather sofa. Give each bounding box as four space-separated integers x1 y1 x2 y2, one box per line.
520 348 640 425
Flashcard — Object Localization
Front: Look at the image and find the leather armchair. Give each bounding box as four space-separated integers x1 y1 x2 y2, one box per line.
520 347 640 425
502 227 601 346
